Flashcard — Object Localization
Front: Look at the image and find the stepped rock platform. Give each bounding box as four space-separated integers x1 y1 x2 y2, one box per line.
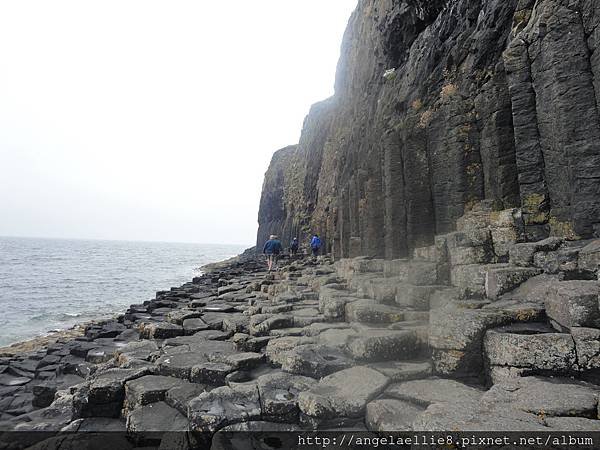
1 204 600 449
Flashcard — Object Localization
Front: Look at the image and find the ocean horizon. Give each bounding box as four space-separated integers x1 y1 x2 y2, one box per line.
0 236 248 347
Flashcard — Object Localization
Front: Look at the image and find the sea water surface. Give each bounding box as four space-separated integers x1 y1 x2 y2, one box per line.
0 237 247 347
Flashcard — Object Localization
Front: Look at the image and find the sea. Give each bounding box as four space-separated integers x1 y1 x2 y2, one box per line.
0 236 247 347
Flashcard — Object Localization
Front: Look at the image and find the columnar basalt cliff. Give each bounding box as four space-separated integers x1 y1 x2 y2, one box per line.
257 0 600 257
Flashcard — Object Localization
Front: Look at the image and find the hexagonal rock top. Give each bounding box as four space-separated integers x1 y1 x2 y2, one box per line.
298 366 389 421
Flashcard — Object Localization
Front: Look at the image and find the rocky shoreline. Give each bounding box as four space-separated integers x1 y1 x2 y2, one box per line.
1 204 600 449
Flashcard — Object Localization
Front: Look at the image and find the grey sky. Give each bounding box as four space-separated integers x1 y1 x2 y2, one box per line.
0 0 357 245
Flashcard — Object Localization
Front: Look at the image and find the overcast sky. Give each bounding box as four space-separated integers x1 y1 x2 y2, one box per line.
0 1 357 245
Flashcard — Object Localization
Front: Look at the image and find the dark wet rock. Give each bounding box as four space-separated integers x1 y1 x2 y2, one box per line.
298 366 388 425
280 344 353 378
188 385 261 434
124 375 187 411
165 382 207 415
210 421 301 450
190 362 235 385
156 353 209 380
0 374 31 387
182 318 210 335
74 417 127 432
126 401 188 432
73 367 150 418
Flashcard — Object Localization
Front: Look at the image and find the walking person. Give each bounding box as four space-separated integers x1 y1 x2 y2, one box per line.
310 234 322 258
290 237 299 256
263 234 283 272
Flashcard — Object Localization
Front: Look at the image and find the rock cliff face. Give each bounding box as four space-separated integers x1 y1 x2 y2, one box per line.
257 0 600 257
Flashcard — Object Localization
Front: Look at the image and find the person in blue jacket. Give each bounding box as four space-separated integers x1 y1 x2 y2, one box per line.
310 234 322 257
263 234 283 271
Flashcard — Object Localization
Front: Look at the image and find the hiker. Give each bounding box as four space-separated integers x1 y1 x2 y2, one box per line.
310 234 322 257
290 237 299 256
263 234 283 271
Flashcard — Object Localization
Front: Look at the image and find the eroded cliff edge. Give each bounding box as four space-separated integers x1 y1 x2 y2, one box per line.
257 0 600 257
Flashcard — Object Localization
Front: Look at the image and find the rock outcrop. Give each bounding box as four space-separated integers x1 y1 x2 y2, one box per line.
257 0 600 258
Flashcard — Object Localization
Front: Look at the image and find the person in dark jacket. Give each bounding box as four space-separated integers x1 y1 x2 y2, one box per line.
310 234 322 257
290 237 299 256
263 234 283 271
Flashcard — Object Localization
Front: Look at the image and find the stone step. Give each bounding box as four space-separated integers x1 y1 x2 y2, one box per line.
298 366 389 428
484 267 541 300
483 323 576 383
544 280 600 331
451 263 507 298
347 327 425 362
382 260 438 286
345 300 404 324
395 284 445 310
